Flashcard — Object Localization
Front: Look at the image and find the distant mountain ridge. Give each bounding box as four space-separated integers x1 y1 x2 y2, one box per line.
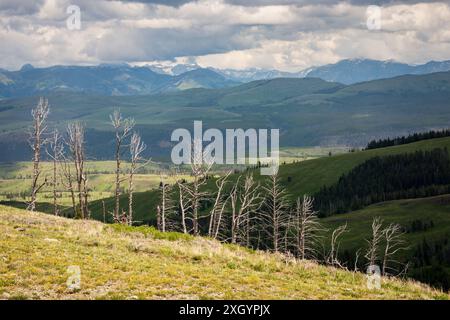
0 64 238 98
2 58 450 99
148 59 450 84
305 59 450 84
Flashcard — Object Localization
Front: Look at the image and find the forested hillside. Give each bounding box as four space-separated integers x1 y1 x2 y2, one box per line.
315 148 450 216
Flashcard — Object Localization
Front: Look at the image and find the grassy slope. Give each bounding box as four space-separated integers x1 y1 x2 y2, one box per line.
0 205 447 300
321 194 450 255
277 136 450 197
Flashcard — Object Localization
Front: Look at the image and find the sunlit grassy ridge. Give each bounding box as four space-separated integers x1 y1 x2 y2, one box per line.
0 205 448 300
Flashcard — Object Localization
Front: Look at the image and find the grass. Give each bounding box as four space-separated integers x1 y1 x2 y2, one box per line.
0 161 191 206
277 136 450 197
0 204 448 300
321 194 450 255
0 145 343 210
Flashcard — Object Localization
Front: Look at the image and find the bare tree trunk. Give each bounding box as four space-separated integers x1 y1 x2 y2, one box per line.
53 149 58 215
192 175 200 236
110 110 135 221
102 200 106 223
128 132 146 225
161 181 166 231
28 97 49 211
382 223 407 275
60 152 76 218
128 169 134 225
365 217 383 267
327 223 349 268
261 173 289 253
229 174 261 245
47 130 62 216
293 195 322 260
67 122 88 219
156 205 161 230
183 139 213 236
177 181 188 234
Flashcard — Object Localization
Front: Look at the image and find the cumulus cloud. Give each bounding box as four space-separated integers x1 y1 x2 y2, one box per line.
0 0 450 71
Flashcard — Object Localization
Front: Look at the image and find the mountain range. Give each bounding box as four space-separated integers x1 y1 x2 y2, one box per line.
2 59 450 99
0 64 238 98
149 59 450 84
1 70 450 161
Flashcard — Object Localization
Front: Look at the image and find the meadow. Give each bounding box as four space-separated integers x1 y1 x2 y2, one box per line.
0 205 447 300
0 161 187 208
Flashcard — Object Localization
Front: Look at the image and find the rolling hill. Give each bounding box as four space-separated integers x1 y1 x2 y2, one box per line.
1 71 450 161
0 205 446 299
321 195 450 290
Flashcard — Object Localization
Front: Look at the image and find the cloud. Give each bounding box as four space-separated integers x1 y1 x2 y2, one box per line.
0 0 450 71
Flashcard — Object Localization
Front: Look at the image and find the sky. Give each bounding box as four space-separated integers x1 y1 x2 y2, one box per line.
1 0 450 71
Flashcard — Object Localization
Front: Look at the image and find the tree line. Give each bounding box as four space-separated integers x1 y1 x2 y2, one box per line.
314 148 450 216
366 129 450 150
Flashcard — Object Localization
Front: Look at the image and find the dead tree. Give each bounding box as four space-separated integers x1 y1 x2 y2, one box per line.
67 122 89 219
128 132 147 225
158 173 177 232
110 110 135 221
46 129 63 215
292 195 322 260
102 200 106 223
229 174 261 245
181 140 213 235
176 179 190 234
382 223 407 276
365 217 384 267
59 143 77 218
28 97 50 211
261 173 289 252
208 171 232 239
326 223 349 268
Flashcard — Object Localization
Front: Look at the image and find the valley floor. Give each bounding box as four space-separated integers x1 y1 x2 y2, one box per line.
0 205 447 300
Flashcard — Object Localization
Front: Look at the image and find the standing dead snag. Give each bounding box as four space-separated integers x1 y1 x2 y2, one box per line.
183 140 213 235
110 110 135 222
128 132 147 225
177 179 190 234
158 174 176 232
261 173 289 252
327 223 349 268
208 171 232 239
46 129 63 215
229 174 261 245
292 195 322 260
365 217 384 267
382 223 407 276
59 143 76 218
67 122 89 219
28 97 50 211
